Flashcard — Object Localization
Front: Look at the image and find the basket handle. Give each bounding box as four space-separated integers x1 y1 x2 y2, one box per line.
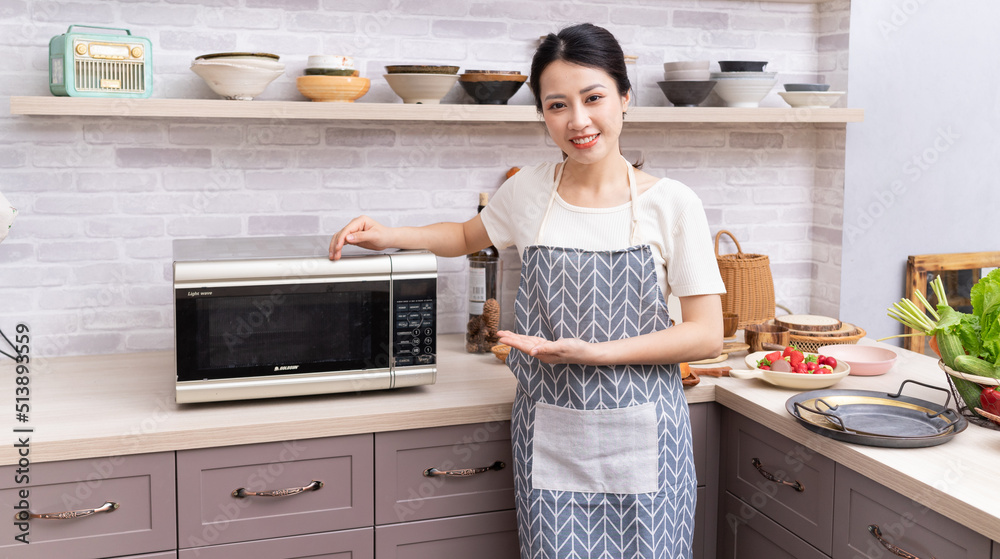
714 230 743 257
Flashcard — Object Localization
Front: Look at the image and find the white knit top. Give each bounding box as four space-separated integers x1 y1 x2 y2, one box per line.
480 162 726 300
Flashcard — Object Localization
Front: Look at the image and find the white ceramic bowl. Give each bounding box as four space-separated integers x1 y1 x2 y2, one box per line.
306 54 354 70
731 350 851 389
384 73 459 104
190 54 285 100
778 91 845 109
711 77 776 108
663 69 711 81
663 60 710 72
817 344 896 376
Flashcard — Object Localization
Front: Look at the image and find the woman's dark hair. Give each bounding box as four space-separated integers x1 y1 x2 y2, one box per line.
529 23 631 113
529 23 642 168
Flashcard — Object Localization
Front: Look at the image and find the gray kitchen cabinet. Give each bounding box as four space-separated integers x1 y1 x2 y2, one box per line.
720 491 830 559
177 528 374 559
0 451 176 559
994 539 1000 558
375 510 519 558
720 407 836 555
375 421 514 525
374 405 718 559
691 402 720 559
176 434 374 550
121 553 178 558
833 464 991 559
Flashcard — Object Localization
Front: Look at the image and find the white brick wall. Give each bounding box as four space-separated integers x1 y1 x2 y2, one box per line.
0 0 850 357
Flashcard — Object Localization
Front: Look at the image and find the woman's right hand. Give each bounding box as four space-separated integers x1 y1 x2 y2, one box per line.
329 215 394 260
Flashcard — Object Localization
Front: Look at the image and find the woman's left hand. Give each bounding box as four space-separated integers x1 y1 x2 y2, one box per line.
497 330 599 365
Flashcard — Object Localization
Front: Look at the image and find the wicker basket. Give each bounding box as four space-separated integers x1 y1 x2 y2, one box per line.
789 327 866 353
715 230 775 329
939 360 1000 431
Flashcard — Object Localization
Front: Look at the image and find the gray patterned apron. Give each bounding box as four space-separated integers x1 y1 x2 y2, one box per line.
508 159 696 559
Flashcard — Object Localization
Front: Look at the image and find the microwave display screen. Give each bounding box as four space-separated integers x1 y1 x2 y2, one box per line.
175 281 390 382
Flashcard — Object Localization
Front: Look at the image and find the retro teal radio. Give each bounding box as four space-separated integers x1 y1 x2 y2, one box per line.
49 25 152 98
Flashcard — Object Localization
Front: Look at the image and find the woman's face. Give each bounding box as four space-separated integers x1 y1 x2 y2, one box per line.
537 59 630 167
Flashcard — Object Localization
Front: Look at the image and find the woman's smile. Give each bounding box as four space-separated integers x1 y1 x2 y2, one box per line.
570 134 600 148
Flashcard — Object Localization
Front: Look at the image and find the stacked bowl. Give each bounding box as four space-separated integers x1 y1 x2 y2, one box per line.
384 65 459 104
711 60 777 108
458 70 526 105
297 55 370 102
657 61 715 107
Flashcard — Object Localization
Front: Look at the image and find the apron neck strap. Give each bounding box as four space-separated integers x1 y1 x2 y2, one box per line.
535 156 642 246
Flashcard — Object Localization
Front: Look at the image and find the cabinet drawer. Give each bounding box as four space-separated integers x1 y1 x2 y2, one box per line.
720 491 829 559
0 451 175 559
375 509 519 559
178 527 374 559
123 553 177 558
834 464 991 559
375 422 514 525
722 409 835 554
177 434 374 548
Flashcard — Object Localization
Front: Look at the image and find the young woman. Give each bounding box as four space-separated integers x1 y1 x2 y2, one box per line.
330 23 724 559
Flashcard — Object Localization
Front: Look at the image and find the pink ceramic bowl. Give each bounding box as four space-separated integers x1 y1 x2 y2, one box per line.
817 344 897 376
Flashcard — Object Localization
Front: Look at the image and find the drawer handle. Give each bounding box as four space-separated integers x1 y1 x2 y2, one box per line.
751 458 804 492
868 524 937 559
14 500 119 521
423 460 506 477
231 480 324 499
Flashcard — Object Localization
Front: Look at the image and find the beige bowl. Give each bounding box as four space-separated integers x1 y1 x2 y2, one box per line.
191 55 285 100
663 69 711 81
384 73 459 104
297 75 370 102
663 60 710 72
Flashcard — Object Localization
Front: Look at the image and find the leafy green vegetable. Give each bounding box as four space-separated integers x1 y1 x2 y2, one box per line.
971 268 1000 366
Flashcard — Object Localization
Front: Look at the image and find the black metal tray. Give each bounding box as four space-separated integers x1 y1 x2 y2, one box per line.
785 380 968 448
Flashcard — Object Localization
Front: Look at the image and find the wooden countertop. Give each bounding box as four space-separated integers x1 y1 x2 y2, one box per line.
0 333 715 466
4 334 998 542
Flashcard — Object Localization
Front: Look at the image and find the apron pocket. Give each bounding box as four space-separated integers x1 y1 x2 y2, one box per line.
531 401 659 494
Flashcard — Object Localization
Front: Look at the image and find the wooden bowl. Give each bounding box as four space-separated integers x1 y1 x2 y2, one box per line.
722 312 739 338
744 322 790 353
296 75 370 102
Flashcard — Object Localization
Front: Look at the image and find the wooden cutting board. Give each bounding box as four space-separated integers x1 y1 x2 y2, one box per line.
776 314 842 332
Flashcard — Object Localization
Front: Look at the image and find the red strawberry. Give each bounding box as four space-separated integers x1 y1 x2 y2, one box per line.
787 350 804 367
765 351 782 364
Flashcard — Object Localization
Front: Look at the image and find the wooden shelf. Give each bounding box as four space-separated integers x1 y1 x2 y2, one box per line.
9 96 863 124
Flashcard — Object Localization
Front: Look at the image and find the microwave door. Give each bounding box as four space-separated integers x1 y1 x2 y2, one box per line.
174 280 391 383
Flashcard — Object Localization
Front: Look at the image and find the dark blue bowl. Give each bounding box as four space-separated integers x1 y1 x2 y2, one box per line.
459 79 525 105
657 80 717 107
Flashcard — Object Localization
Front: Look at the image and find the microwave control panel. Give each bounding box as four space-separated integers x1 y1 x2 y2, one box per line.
393 298 435 367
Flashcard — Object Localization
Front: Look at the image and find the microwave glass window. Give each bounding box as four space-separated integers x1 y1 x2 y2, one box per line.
176 282 391 381
199 292 371 369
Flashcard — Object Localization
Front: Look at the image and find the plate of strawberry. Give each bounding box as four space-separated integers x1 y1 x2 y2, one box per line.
730 345 851 389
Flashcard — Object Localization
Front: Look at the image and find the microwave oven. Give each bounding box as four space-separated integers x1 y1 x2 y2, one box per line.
172 235 437 404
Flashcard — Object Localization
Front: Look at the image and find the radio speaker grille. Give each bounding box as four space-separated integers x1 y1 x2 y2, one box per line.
75 59 146 93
